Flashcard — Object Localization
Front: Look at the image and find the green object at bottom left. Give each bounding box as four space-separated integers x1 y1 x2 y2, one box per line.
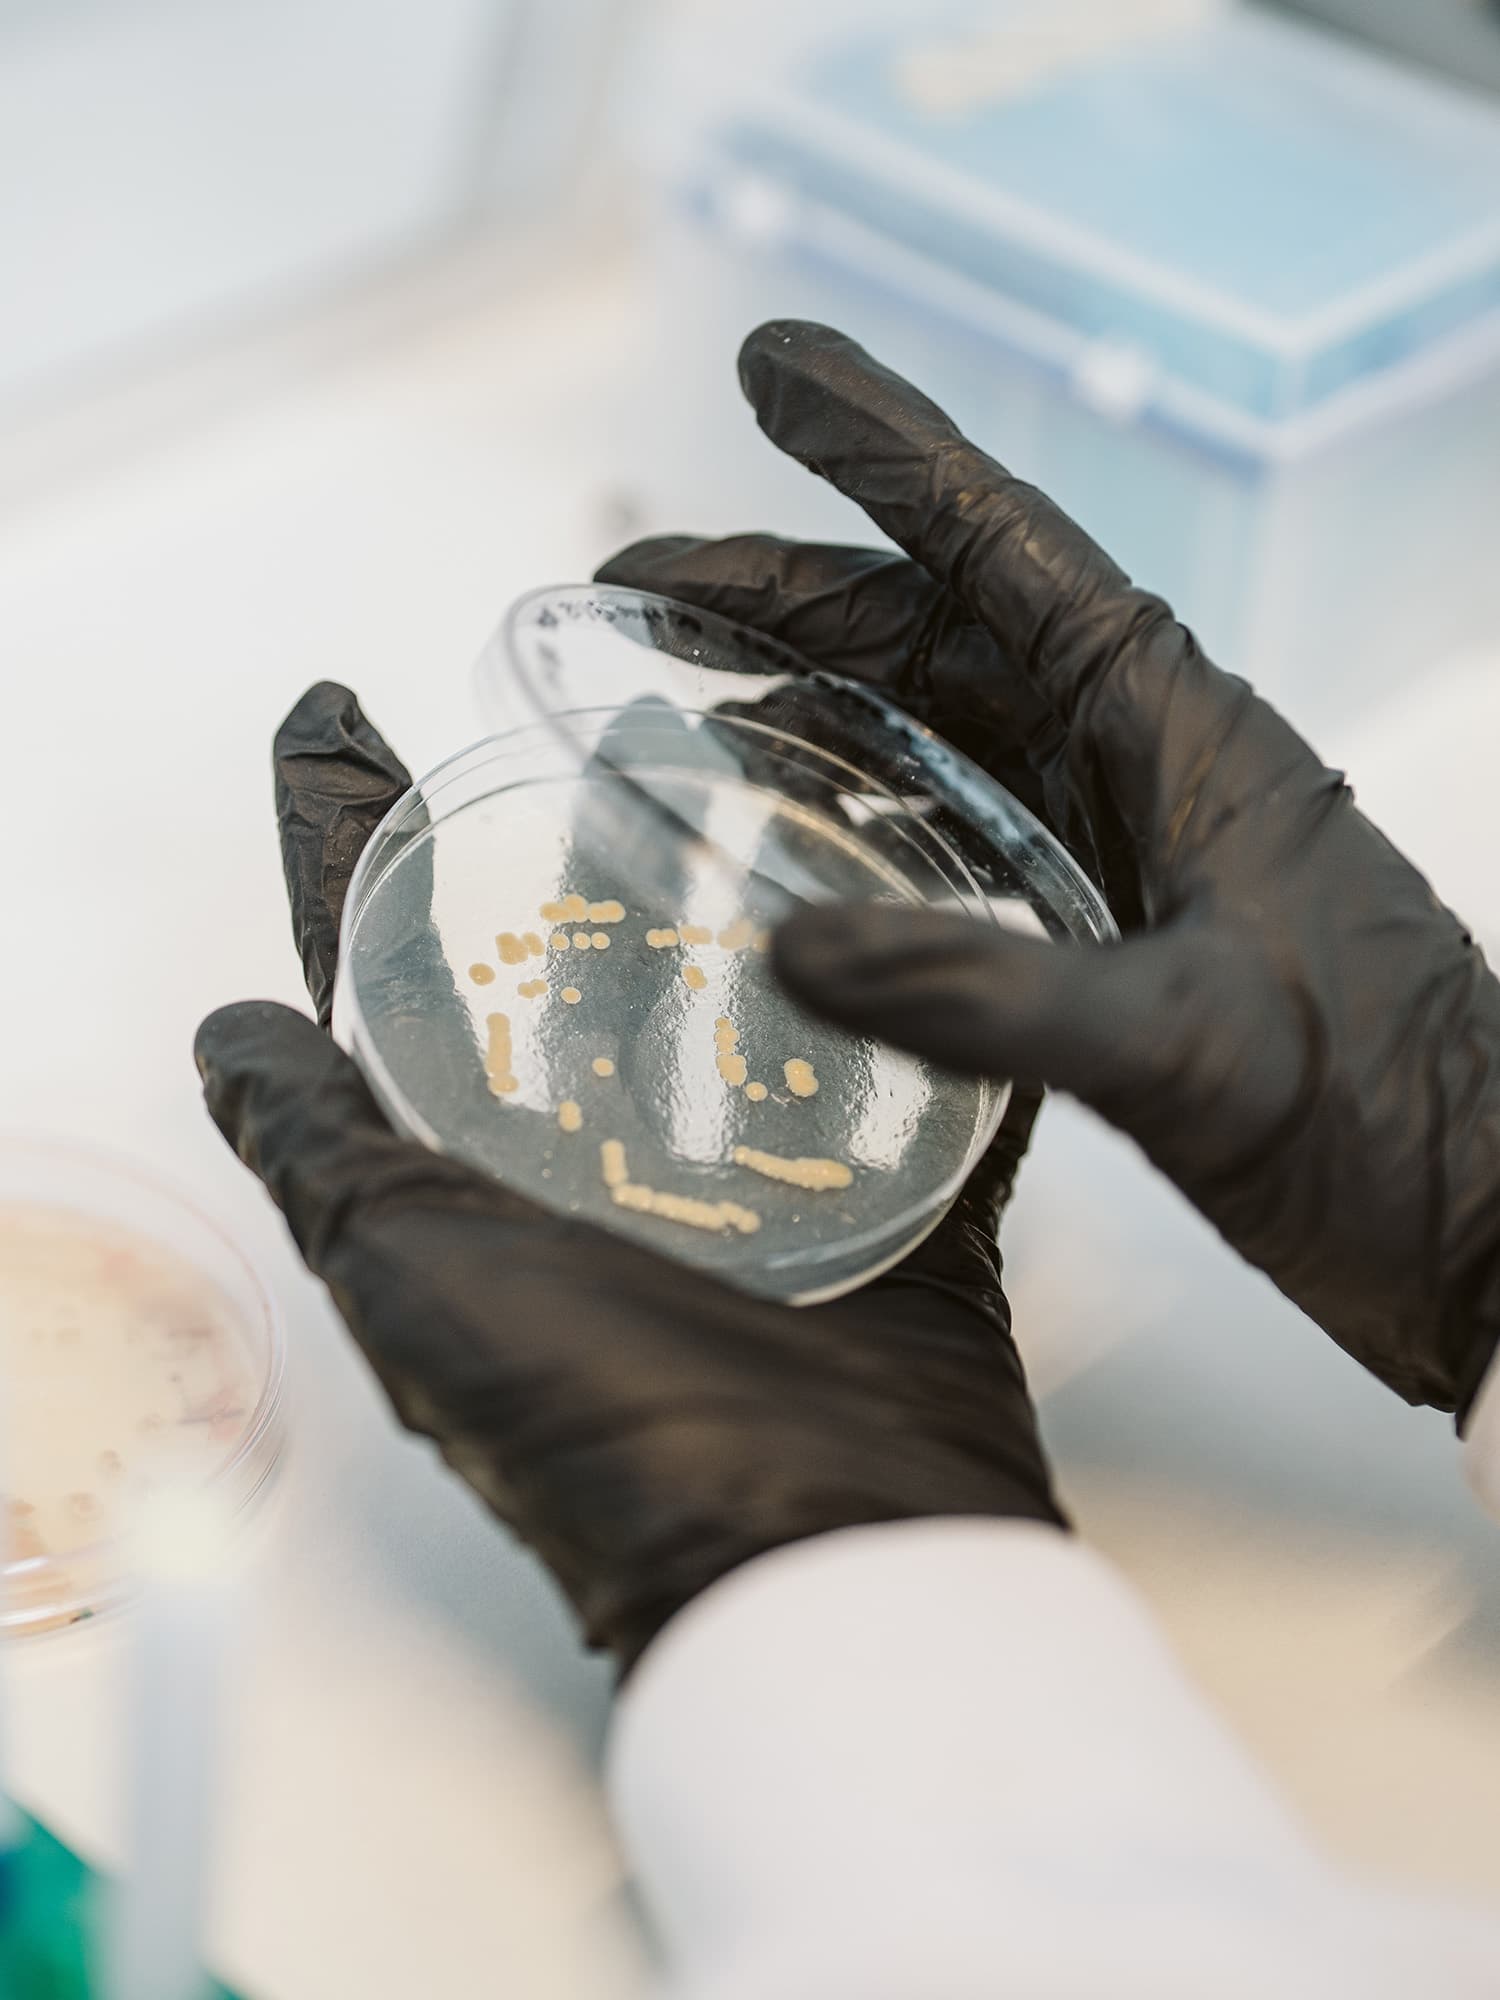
0 1812 245 2000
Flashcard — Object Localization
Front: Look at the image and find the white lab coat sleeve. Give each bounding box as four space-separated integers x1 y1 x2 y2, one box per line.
1465 1346 1500 1520
607 1520 1500 2000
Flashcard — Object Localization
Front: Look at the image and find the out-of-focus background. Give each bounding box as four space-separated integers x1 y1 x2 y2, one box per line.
3 1 1500 1992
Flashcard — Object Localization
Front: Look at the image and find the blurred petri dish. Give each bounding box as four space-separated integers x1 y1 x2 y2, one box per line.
333 585 1115 1304
0 1140 285 1636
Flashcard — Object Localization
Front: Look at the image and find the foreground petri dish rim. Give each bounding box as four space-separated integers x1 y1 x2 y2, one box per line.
335 718 1008 1282
0 1136 287 1636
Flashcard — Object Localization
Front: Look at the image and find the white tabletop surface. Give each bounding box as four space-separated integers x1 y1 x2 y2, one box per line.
1 242 656 2000
4 230 1500 1998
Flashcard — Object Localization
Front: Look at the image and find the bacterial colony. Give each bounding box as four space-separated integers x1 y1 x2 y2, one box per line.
467 893 855 1238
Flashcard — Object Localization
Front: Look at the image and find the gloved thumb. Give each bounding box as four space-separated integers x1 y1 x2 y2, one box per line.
194 1000 493 1277
771 903 1195 1113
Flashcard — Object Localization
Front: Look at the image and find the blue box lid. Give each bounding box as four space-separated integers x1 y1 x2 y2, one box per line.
712 6 1500 432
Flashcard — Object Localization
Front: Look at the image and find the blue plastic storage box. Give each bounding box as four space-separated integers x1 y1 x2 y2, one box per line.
638 2 1500 739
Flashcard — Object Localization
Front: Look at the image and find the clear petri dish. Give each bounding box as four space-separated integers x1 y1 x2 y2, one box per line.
333 586 1116 1304
0 1140 285 1636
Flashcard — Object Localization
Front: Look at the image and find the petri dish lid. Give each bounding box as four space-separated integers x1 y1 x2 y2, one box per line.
0 1139 285 1636
475 582 1117 948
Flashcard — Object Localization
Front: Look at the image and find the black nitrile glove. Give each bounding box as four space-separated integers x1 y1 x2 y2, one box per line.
598 320 1500 1422
195 683 1065 1675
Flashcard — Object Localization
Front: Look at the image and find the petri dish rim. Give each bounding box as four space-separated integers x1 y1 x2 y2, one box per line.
335 723 1010 1283
0 1134 287 1633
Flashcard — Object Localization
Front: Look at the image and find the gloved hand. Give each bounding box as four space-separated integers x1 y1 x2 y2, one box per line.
599 320 1500 1422
195 683 1065 1674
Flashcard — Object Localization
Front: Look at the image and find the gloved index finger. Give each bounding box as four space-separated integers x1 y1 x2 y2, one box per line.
736 321 1190 733
596 533 941 686
275 682 412 1027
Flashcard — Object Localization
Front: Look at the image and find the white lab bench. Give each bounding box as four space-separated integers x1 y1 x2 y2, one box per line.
0 248 654 2000
3 240 1500 1998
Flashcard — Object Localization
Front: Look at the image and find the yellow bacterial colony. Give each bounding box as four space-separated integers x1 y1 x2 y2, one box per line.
468 893 857 1237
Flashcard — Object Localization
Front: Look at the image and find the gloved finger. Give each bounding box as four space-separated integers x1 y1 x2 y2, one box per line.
597 533 948 681
193 1000 518 1276
597 531 1060 742
275 683 412 1027
769 902 1307 1166
596 529 1063 837
736 321 1220 742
